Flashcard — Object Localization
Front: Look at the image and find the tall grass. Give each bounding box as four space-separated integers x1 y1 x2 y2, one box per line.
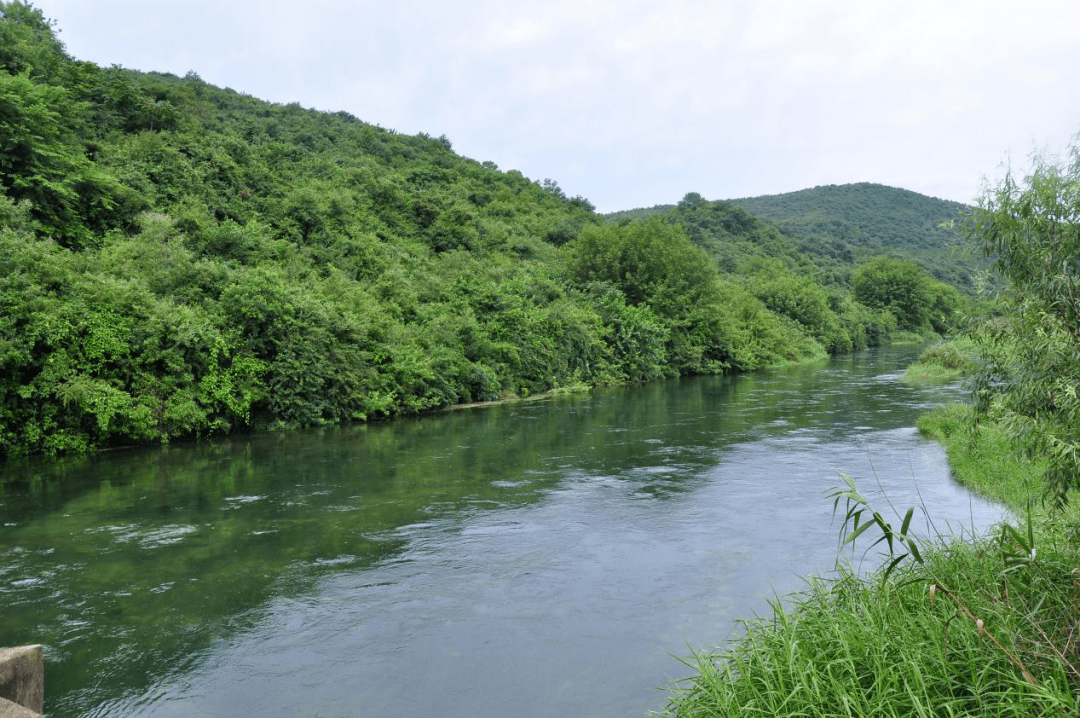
666 542 1079 717
661 404 1080 717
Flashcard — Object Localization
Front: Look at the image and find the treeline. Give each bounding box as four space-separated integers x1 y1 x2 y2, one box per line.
0 2 961 459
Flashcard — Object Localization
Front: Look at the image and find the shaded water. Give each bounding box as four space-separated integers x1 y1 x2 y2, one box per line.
0 345 1004 717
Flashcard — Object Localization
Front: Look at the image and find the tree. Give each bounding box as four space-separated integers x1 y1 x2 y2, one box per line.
564 217 720 312
968 137 1080 504
564 218 739 373
747 261 852 353
851 256 933 330
0 1 67 82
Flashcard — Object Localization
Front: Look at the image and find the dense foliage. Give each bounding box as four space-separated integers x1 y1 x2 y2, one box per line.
967 140 1080 505
611 193 961 343
0 2 962 459
851 256 964 333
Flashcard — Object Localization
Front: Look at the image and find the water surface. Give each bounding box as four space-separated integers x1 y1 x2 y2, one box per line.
0 345 1004 717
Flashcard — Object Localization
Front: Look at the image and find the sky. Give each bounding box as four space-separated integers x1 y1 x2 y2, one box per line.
31 0 1080 213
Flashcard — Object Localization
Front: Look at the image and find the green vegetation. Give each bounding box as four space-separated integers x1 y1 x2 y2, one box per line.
663 142 1080 716
917 404 1049 510
608 183 982 292
731 182 979 291
966 143 1080 505
608 193 963 349
901 337 977 384
664 403 1080 717
607 191 970 347
667 536 1080 716
564 218 826 374
0 2 965 461
852 256 964 333
665 194 810 274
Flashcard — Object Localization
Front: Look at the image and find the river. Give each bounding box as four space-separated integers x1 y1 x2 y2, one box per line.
0 345 1004 717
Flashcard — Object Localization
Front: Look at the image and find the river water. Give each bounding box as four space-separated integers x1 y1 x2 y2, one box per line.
0 345 1004 717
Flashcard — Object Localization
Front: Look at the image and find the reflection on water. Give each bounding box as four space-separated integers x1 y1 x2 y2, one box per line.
0 345 1004 718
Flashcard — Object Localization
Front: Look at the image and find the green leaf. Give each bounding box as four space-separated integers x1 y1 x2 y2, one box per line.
900 506 914 537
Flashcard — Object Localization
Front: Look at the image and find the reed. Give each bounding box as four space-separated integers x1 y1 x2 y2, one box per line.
664 541 1079 717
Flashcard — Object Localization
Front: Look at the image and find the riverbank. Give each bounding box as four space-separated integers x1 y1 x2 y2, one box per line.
662 364 1080 716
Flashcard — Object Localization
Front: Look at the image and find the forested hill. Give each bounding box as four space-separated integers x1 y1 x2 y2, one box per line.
731 183 974 289
0 2 962 459
607 184 977 290
732 182 964 251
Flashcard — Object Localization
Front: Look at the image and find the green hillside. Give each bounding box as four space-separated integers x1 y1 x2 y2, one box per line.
731 183 976 289
0 2 959 459
608 184 979 291
731 182 964 250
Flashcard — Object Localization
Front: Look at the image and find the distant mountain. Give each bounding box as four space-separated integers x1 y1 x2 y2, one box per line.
607 183 980 291
731 183 975 289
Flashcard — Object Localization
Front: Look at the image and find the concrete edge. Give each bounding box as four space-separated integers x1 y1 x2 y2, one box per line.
0 646 43 716
0 696 43 718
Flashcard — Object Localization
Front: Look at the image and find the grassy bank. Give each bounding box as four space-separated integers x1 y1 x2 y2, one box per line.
662 406 1080 717
900 336 977 384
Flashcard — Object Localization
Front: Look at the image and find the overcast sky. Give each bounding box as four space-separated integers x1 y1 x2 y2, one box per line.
32 0 1080 213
